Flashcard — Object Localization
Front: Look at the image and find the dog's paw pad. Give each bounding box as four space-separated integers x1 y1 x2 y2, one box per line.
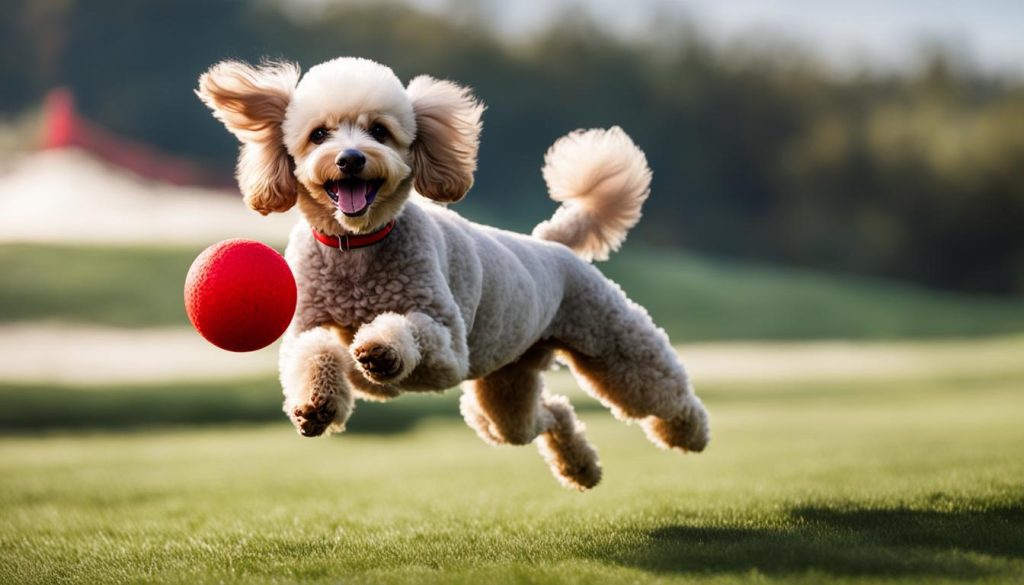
354 344 402 380
291 399 339 437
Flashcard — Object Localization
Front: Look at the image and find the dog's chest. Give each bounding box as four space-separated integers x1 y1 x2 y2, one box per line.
298 243 436 329
316 270 414 327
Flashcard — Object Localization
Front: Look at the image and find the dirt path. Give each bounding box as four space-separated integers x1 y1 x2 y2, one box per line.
2 324 1021 386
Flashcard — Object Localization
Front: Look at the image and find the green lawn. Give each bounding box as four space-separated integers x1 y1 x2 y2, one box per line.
0 377 452 435
0 244 199 328
4 243 1024 340
2 342 1022 584
600 247 1024 341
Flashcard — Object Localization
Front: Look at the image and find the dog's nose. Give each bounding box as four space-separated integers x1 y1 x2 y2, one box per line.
336 149 366 174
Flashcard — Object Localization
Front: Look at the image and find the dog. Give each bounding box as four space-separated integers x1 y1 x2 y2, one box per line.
197 57 709 490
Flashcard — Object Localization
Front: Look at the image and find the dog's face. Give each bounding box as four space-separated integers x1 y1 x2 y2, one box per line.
283 59 416 233
197 57 483 235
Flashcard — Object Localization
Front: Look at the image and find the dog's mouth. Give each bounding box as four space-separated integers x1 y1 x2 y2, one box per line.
324 178 385 217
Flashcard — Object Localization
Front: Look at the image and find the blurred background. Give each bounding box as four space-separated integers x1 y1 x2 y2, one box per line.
1 0 1024 426
4 0 1024 290
3 2 1024 582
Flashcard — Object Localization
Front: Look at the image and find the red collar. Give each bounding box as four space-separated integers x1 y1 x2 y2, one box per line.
311 219 397 251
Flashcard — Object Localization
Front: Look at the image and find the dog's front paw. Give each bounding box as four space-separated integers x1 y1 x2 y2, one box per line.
280 327 354 437
290 400 336 437
288 393 348 437
290 389 354 434
350 313 421 384
354 343 403 381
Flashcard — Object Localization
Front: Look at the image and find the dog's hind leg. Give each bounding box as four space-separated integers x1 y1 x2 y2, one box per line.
568 346 709 453
534 393 602 491
553 269 710 453
460 346 602 490
561 345 709 453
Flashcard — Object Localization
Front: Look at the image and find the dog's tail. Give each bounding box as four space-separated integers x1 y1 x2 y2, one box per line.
532 126 651 262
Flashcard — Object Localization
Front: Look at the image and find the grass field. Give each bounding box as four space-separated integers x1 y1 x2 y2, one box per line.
2 338 1023 584
4 243 1024 340
3 240 1023 583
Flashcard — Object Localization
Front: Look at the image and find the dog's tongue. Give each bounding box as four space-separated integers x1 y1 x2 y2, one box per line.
337 180 370 214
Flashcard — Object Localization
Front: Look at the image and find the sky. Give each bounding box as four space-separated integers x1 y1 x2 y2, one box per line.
400 0 1024 75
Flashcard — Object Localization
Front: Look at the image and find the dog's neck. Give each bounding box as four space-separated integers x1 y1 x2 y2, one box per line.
310 219 397 251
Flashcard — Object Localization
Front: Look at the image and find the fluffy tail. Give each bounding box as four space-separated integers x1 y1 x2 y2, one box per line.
532 126 651 261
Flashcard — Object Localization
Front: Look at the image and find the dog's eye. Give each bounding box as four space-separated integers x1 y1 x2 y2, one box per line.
369 123 390 143
309 127 329 145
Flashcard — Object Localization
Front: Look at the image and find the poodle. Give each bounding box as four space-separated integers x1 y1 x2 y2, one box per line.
196 57 709 490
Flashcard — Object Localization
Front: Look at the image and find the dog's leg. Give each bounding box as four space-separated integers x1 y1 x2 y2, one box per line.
350 311 468 388
638 391 710 453
553 267 710 453
459 347 551 446
460 347 602 490
279 326 355 437
559 344 709 454
535 393 603 491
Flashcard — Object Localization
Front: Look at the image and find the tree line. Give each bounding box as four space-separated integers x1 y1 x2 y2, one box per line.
2 0 1022 294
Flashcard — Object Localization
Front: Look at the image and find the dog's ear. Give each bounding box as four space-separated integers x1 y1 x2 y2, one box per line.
406 76 484 203
196 60 301 215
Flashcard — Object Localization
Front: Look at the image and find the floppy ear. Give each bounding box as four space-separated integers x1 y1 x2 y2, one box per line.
406 76 484 203
196 60 301 215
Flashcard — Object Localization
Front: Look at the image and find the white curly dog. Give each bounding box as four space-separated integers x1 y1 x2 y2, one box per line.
197 57 709 490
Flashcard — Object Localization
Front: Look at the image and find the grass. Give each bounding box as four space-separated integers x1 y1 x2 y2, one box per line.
0 377 453 435
5 334 1024 433
5 243 1024 340
2 339 1023 584
600 246 1024 341
0 244 198 328
3 240 1023 582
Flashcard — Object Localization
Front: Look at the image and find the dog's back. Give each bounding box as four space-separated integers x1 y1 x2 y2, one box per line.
410 199 578 376
410 126 652 376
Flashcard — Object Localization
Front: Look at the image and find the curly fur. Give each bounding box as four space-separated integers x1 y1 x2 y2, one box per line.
279 326 354 436
197 56 710 490
196 60 301 215
406 76 484 202
533 126 651 262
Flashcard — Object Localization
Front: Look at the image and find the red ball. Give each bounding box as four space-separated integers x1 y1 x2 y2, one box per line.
184 239 297 352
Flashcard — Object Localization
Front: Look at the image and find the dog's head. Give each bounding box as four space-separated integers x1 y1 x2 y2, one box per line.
196 57 484 234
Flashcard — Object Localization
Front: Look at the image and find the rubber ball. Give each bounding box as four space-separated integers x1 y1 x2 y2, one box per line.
184 239 297 352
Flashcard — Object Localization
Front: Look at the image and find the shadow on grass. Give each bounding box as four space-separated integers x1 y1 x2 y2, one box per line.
593 499 1024 579
0 379 463 435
